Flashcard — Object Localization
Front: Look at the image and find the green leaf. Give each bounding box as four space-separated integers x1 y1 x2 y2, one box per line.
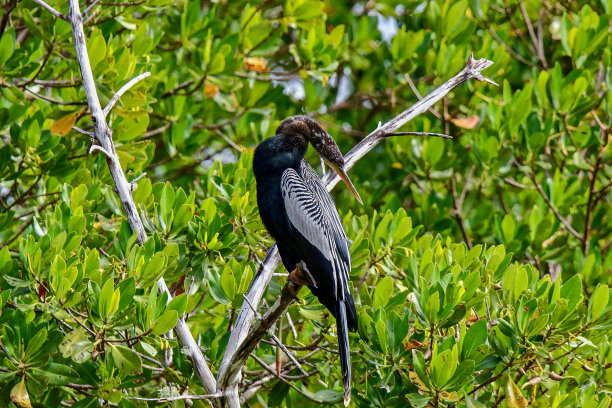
466 396 487 408
166 293 188 317
208 52 226 75
139 252 167 286
462 318 487 359
423 137 445 165
109 344 142 374
0 246 10 272
24 328 48 364
425 291 440 324
0 27 14 65
220 265 237 301
501 214 516 242
49 255 66 293
560 275 582 314
160 182 175 229
293 1 325 20
59 327 92 363
152 310 178 335
375 318 388 351
588 284 609 321
373 275 393 309
31 363 79 385
98 278 117 319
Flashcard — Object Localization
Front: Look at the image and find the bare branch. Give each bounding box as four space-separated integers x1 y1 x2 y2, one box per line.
33 0 67 20
143 122 171 138
83 0 102 16
385 131 453 139
31 78 82 87
25 87 87 106
125 394 221 402
72 126 94 136
242 294 308 376
130 172 147 191
519 0 548 69
527 170 584 241
89 144 113 159
103 71 151 117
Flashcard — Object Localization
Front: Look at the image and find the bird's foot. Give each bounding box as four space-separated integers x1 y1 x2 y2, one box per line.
288 261 317 297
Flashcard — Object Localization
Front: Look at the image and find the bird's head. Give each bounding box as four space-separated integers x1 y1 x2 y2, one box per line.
276 116 363 204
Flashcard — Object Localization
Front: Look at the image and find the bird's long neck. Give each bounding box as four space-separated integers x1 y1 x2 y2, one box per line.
253 133 308 179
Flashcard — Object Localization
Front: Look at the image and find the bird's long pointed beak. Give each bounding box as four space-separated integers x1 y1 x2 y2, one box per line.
330 163 363 205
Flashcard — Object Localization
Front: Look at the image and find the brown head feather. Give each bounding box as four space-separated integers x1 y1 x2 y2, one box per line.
276 116 344 168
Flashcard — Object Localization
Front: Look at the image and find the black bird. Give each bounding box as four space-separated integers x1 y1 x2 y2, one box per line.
253 116 361 406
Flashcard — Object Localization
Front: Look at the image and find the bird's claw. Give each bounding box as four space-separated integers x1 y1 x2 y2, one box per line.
288 261 317 298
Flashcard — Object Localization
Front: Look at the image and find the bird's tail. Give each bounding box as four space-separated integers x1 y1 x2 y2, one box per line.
337 298 351 406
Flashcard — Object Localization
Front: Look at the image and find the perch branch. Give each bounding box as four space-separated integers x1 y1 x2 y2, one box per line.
217 54 496 406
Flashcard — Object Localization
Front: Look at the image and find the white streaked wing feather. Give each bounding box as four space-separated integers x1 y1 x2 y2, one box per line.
299 160 352 298
282 166 351 300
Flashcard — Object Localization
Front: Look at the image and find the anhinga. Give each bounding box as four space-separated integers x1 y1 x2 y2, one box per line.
253 116 361 406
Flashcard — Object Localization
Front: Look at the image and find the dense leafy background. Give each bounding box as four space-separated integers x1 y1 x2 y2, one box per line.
0 0 611 407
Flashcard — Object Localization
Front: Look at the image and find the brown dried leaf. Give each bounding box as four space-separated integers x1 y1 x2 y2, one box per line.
10 376 32 408
450 115 480 129
403 338 425 351
506 376 529 408
408 371 430 392
243 57 269 73
50 112 79 136
204 82 219 98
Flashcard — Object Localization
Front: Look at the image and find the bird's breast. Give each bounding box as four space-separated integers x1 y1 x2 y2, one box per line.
255 173 289 240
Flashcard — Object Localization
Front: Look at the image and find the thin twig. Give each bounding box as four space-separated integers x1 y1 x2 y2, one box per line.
143 122 171 138
73 126 94 136
527 170 584 241
125 394 221 402
405 73 443 120
193 109 247 130
384 131 453 139
83 0 102 15
487 25 541 70
518 0 547 69
103 72 151 117
451 176 472 249
25 87 87 105
33 0 67 20
5 175 42 210
242 294 308 376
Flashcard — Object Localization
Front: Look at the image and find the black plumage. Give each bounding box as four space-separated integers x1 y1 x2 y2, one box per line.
253 116 361 406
